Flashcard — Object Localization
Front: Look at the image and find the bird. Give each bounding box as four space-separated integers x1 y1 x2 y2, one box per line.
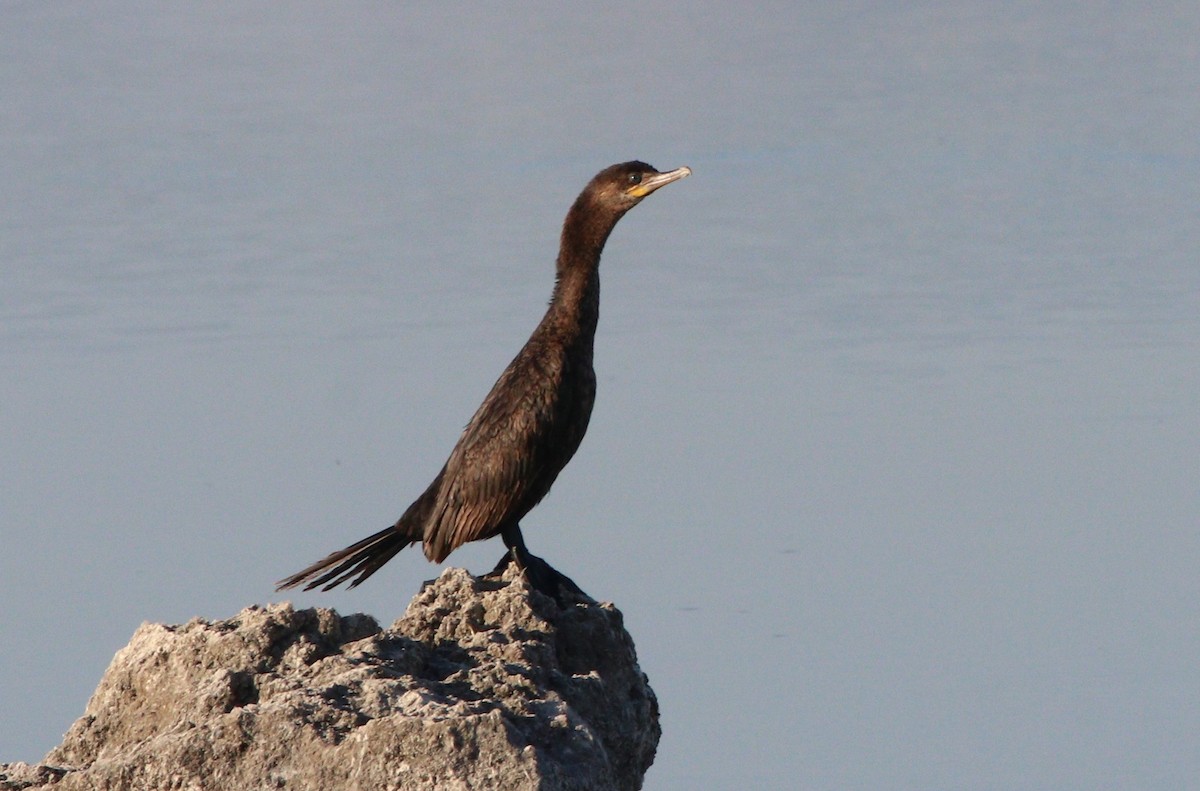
276 161 691 598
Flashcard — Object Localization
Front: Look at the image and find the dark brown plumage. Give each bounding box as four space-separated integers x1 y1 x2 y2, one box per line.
276 161 691 596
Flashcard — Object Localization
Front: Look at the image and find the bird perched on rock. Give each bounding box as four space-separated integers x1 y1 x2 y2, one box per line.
277 161 691 599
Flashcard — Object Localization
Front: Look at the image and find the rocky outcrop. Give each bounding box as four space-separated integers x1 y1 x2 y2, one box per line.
1 567 659 791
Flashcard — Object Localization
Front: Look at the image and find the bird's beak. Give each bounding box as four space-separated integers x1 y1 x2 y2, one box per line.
630 166 692 198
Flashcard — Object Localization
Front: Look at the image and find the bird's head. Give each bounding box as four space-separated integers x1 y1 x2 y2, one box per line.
583 161 692 213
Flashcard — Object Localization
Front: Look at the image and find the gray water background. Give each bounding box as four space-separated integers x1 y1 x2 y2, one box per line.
3 3 1198 789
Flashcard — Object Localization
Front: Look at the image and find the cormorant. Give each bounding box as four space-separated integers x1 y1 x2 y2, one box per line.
276 161 691 598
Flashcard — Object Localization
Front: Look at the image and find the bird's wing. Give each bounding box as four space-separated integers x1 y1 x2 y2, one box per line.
423 348 563 561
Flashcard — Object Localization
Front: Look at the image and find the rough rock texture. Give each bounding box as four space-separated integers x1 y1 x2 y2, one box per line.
1 567 659 791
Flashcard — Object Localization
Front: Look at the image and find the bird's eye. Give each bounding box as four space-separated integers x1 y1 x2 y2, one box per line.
628 173 643 185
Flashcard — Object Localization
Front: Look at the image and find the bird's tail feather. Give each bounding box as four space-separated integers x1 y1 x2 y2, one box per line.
275 525 417 592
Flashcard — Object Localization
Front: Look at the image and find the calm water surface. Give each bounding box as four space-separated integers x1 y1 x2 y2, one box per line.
3 4 1198 790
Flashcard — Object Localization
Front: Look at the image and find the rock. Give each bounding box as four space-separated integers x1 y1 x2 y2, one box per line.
1 567 659 791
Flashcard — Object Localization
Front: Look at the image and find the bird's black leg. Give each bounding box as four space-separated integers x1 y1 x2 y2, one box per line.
486 522 525 576
500 522 531 565
488 523 584 603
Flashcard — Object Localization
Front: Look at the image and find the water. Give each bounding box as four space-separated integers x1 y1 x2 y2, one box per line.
3 4 1198 789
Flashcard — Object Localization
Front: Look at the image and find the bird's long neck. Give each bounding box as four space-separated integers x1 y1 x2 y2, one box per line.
545 198 623 346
